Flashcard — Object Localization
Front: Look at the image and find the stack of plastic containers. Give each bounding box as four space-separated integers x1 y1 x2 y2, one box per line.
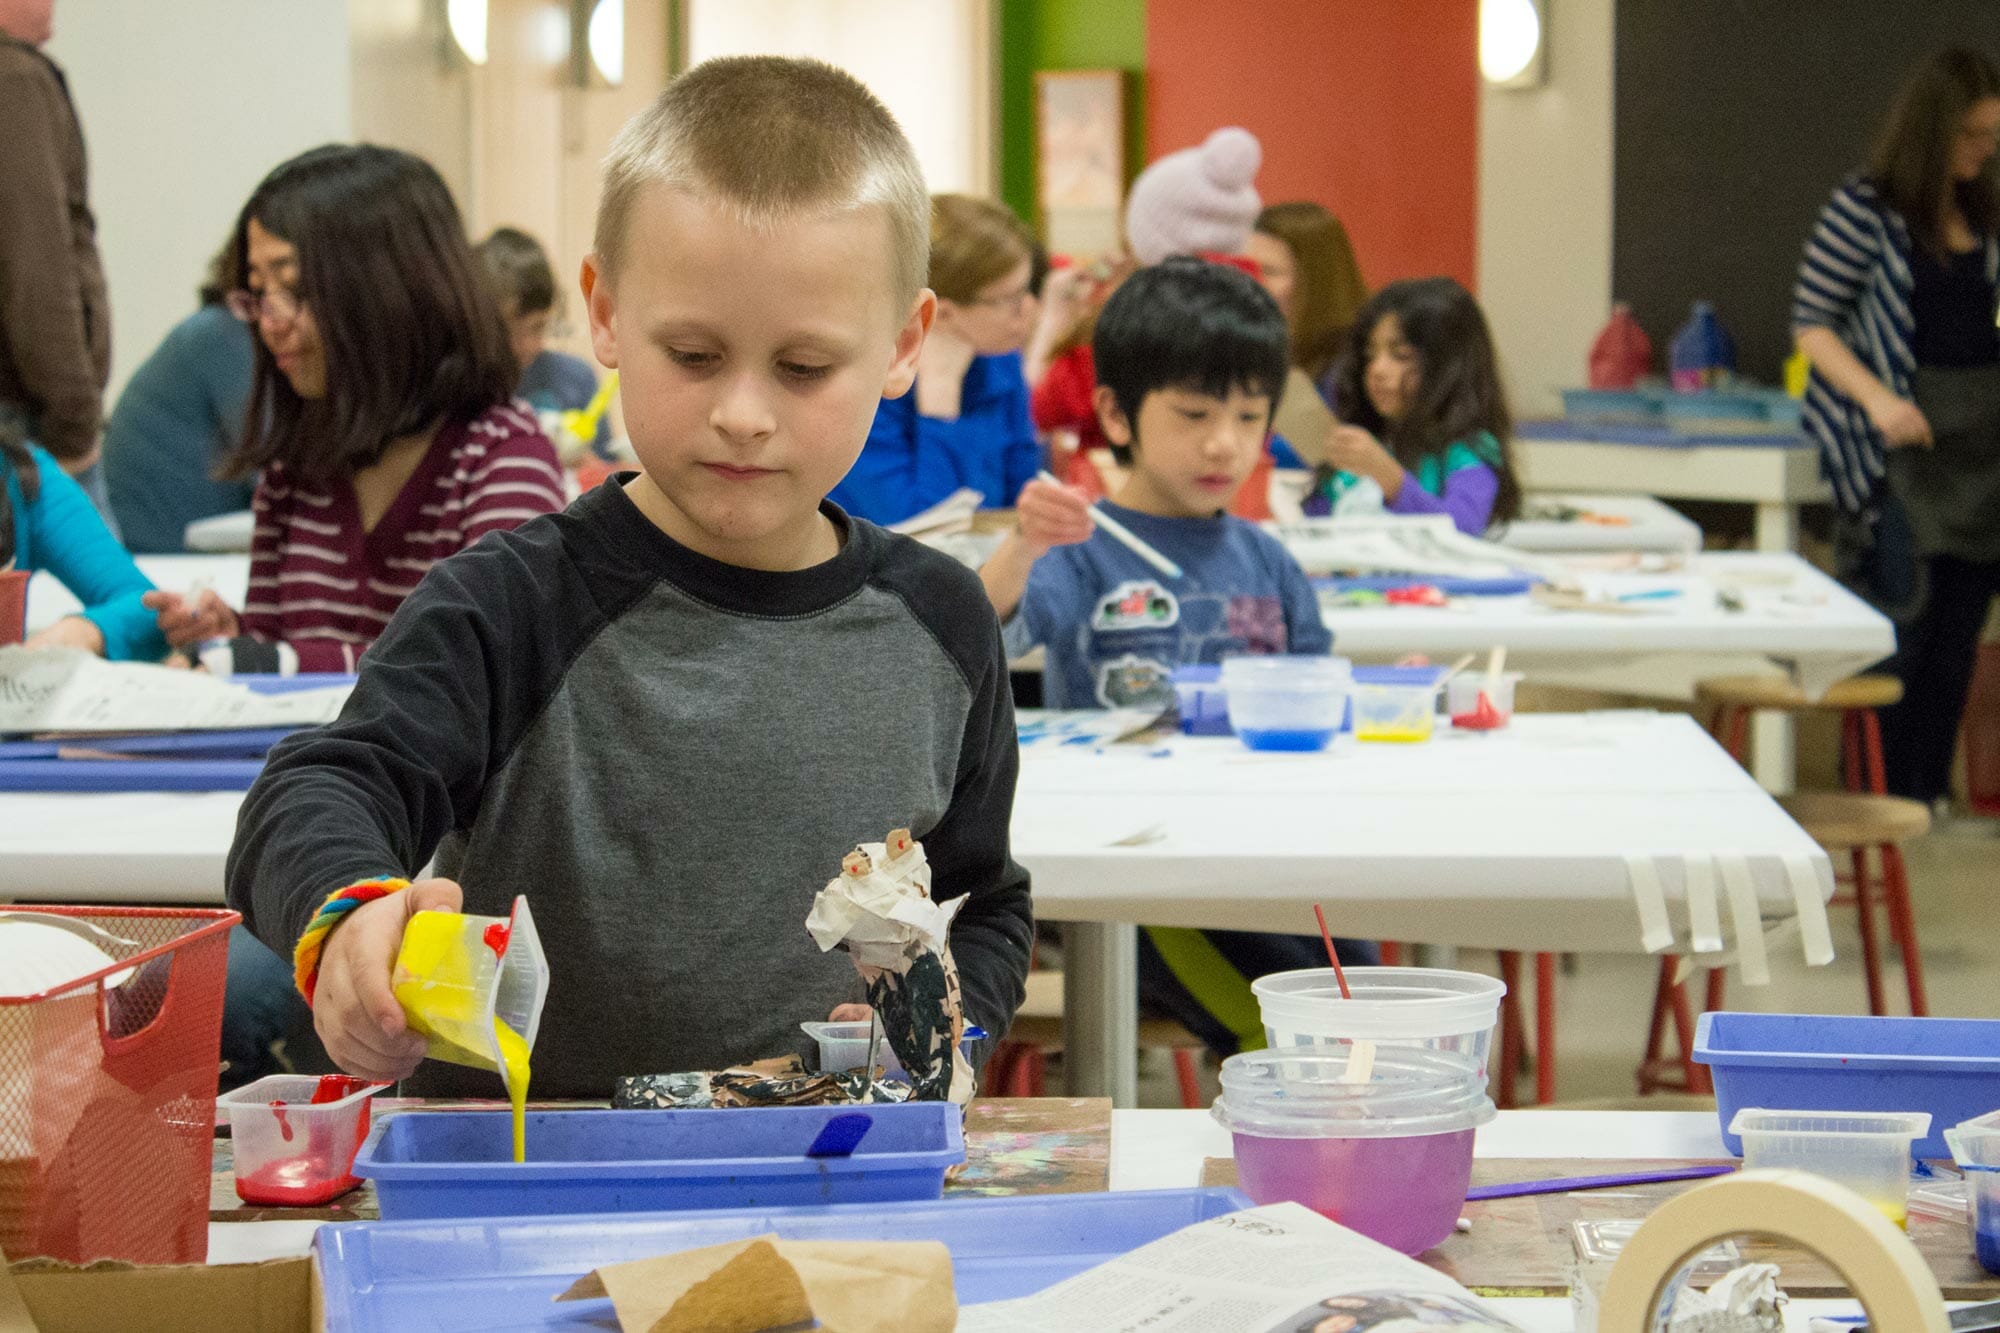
1211 967 1507 1253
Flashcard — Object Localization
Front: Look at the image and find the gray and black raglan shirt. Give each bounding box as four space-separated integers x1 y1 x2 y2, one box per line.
226 479 1034 1098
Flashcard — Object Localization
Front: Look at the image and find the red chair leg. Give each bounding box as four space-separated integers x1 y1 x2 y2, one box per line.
1496 951 1523 1109
1691 968 1727 1095
1021 1045 1047 1097
1725 707 1752 765
1535 952 1556 1105
1378 942 1402 966
1173 1048 1203 1109
1669 973 1699 1089
1851 846 1886 1017
1860 710 1888 797
1880 841 1929 1016
1638 957 1679 1094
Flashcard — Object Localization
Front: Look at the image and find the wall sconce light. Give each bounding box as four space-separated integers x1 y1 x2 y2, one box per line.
447 0 489 65
1481 0 1547 90
588 0 624 86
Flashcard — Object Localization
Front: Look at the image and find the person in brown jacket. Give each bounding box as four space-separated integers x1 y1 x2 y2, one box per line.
0 0 112 503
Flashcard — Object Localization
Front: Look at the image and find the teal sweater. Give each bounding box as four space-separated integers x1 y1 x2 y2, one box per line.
5 444 166 660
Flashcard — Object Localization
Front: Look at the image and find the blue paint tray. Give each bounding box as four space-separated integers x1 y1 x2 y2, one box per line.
313 1187 1253 1331
353 1105 966 1220
1694 1011 2000 1158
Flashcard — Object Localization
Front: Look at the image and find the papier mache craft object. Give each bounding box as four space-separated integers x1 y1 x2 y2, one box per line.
805 829 974 1103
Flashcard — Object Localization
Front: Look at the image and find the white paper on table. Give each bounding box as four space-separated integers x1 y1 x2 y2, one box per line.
887 487 983 538
957 1202 1523 1333
0 648 352 734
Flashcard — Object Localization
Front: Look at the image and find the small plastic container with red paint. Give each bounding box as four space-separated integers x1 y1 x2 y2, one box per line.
218 1074 390 1206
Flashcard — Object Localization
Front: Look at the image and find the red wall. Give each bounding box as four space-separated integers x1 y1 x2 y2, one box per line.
1145 0 1479 291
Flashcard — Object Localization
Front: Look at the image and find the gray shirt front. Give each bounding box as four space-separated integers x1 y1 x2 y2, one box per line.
229 480 1032 1097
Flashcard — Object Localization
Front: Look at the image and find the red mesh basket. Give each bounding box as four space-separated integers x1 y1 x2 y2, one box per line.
0 569 27 644
0 906 237 1264
1968 640 2000 816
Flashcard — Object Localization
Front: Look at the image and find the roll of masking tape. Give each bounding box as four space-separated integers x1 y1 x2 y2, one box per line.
1599 1169 1947 1331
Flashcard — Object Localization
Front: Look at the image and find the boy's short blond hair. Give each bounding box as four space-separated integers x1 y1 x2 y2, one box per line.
595 56 929 309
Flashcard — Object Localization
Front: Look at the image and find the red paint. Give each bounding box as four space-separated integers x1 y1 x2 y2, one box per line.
271 1102 293 1142
311 1074 372 1105
233 1098 375 1207
1452 694 1507 730
1145 0 1480 290
483 922 511 958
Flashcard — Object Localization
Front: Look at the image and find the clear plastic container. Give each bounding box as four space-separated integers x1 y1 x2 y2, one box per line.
1253 966 1507 1080
1728 1108 1931 1228
1446 671 1522 731
218 1073 389 1206
1169 665 1232 736
1211 1046 1494 1254
800 1020 908 1076
391 897 547 1088
1569 1220 1741 1333
1222 655 1351 752
1947 1109 2000 1274
1352 680 1436 742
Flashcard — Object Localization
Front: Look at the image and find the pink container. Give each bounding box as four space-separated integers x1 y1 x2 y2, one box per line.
1213 1047 1494 1255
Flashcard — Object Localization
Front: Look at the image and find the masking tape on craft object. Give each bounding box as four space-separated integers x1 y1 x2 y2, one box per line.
1598 1169 1947 1331
1624 853 1675 954
1783 851 1837 966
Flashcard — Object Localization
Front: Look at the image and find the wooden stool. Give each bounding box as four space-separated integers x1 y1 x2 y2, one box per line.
1698 673 1904 796
985 971 1209 1108
1638 674 1910 1096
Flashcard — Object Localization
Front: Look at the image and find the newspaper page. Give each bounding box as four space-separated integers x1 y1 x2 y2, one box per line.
0 648 351 733
956 1203 1523 1333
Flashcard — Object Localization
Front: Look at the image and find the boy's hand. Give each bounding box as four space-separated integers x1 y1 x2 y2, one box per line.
1326 425 1404 492
1015 477 1094 556
142 588 239 648
313 877 463 1082
22 615 105 655
829 1003 872 1022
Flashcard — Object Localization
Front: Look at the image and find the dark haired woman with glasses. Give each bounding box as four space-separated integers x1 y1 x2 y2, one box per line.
142 144 564 674
1794 49 2000 804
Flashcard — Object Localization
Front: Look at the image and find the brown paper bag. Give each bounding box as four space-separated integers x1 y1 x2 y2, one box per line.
555 1233 955 1333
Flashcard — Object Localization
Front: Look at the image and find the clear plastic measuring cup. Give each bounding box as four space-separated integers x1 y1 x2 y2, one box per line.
390 896 547 1092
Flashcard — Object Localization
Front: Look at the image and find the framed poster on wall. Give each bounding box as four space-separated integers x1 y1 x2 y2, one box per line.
1036 69 1125 257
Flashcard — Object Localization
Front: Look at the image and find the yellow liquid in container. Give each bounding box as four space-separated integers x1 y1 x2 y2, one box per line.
494 1017 530 1163
392 911 534 1162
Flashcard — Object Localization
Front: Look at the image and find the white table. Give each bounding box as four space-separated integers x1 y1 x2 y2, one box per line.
1012 713 1835 1105
1513 424 1829 555
24 553 250 635
1320 551 1896 792
1499 492 1702 554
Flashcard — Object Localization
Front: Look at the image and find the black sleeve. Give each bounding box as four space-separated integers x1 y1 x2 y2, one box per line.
875 540 1035 1065
225 518 586 956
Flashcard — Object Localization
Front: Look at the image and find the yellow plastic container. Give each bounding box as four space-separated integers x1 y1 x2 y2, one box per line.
1352 682 1437 743
391 897 547 1160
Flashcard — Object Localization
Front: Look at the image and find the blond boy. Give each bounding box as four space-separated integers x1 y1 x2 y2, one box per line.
228 58 1032 1096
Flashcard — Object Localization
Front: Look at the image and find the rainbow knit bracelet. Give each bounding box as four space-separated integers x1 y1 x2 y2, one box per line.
292 876 410 1004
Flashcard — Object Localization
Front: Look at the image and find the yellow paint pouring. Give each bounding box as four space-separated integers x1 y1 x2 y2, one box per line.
494 1016 530 1163
392 910 533 1162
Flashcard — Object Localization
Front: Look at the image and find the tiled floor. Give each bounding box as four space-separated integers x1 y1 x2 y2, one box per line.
1124 812 1999 1109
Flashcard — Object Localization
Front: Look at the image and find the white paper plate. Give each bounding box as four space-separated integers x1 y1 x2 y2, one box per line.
0 918 135 998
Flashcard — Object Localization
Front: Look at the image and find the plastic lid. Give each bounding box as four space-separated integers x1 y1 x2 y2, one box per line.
1211 1047 1495 1140
1220 655 1352 688
1727 1108 1931 1140
1252 967 1506 1040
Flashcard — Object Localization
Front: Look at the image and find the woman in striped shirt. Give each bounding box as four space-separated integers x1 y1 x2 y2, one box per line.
1794 49 2000 805
144 145 565 675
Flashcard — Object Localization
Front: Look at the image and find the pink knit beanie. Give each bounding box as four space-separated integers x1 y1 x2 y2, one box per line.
1123 127 1263 265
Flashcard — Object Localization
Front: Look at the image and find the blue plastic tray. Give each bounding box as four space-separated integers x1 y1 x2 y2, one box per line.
1314 575 1540 597
354 1105 966 1220
0 757 267 792
314 1187 1252 1331
1694 1011 2000 1158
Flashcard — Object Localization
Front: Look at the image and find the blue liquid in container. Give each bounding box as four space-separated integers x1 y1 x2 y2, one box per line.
1978 1222 2000 1275
1238 727 1337 752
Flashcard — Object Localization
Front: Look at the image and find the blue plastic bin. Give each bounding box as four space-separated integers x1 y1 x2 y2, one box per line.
353 1105 965 1220
1694 1012 2000 1158
315 1187 1252 1331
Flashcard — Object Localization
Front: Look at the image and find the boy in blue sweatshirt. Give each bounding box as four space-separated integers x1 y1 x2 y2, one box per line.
981 256 1373 1056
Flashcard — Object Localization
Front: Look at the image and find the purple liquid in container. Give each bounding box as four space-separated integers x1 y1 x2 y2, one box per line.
1214 1047 1493 1256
